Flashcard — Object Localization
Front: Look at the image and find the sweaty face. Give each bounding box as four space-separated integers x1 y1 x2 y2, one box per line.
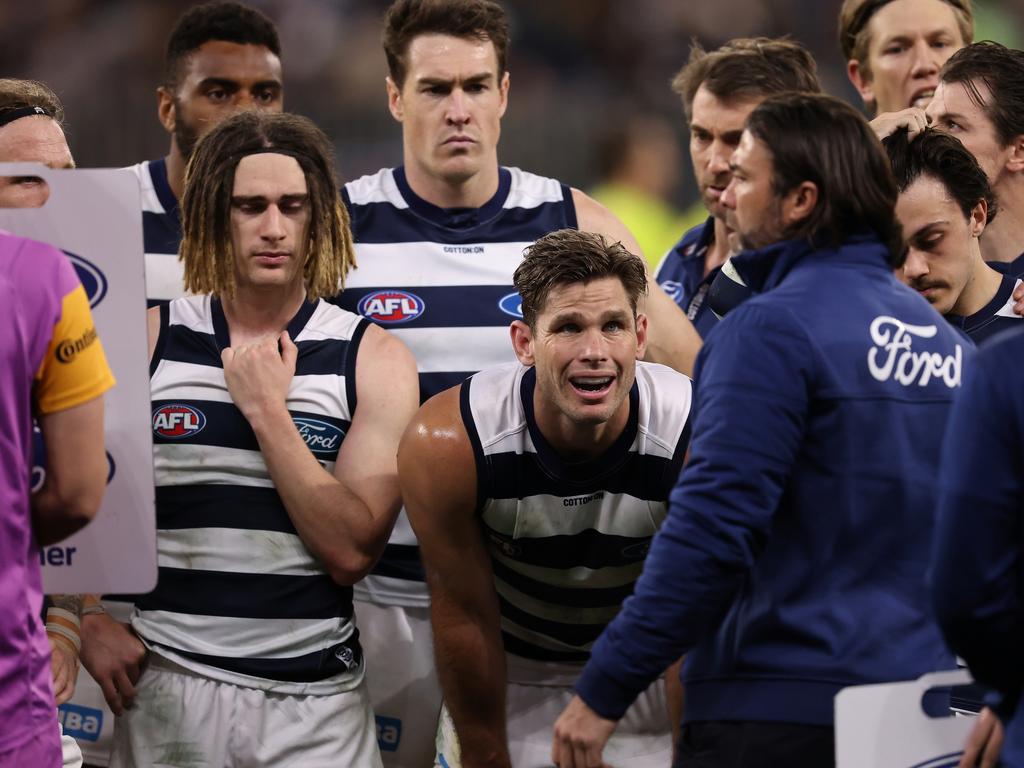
896 174 981 315
721 131 785 251
229 152 310 294
927 79 1011 184
389 33 509 190
853 0 964 113
689 86 762 221
519 277 647 435
0 116 74 208
169 40 283 159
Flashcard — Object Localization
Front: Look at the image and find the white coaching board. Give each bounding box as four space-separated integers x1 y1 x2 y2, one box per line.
0 163 156 594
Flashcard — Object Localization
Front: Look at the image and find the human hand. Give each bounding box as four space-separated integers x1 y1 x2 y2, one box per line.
551 695 617 768
959 707 1003 768
1012 280 1024 316
48 633 79 705
80 613 148 715
222 331 296 424
870 108 930 140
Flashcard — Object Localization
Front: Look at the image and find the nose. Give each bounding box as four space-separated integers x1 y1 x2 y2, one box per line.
578 327 609 363
708 140 731 176
259 204 286 242
446 88 471 126
721 178 737 210
901 248 929 281
910 39 940 77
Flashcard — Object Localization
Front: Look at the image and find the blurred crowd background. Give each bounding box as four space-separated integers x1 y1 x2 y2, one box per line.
2 0 1023 230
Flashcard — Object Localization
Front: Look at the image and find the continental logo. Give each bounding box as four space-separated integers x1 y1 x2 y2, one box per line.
55 326 98 363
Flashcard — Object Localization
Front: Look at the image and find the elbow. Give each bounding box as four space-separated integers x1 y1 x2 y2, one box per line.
325 550 377 587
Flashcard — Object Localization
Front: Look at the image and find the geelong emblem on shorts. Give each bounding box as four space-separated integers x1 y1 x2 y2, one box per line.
498 292 524 318
152 404 207 439
62 250 108 308
358 290 425 323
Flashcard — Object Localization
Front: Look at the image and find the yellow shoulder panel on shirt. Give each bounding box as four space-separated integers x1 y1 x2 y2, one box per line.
34 284 115 414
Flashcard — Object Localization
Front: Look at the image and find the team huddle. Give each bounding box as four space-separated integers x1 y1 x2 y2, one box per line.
4 0 1024 767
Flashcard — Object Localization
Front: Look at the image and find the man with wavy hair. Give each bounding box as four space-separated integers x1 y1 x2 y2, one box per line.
95 111 418 767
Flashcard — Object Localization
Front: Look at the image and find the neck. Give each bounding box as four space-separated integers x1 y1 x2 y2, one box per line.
951 252 1004 318
981 179 1024 263
706 216 732 276
533 392 630 463
165 145 187 202
220 282 307 345
403 151 500 209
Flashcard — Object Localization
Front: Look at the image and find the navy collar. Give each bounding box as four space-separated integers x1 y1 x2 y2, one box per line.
393 166 511 230
731 233 891 293
681 217 717 263
149 157 180 221
210 295 318 352
519 367 639 484
947 273 1018 331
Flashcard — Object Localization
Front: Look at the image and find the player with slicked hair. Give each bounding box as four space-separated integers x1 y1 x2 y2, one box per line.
98 111 418 767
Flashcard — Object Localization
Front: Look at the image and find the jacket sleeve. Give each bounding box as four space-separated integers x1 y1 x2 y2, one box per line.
932 339 1024 713
576 302 814 719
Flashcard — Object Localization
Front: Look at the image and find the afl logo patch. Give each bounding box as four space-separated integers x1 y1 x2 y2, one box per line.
358 290 425 324
294 417 345 455
152 404 206 439
62 250 108 308
498 292 523 319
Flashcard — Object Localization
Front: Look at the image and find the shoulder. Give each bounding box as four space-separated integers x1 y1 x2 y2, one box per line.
343 168 403 208
504 166 569 209
357 321 416 370
635 361 695 438
399 385 473 471
0 232 74 297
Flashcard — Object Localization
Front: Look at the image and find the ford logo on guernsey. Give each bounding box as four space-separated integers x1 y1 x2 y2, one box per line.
152 404 206 439
498 292 524 319
62 250 108 308
358 290 425 324
293 417 344 455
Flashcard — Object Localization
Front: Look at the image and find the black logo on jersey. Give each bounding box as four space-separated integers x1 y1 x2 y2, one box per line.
55 327 98 363
563 492 605 507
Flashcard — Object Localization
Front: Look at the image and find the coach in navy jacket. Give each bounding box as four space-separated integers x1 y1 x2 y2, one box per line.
933 329 1024 767
551 94 972 768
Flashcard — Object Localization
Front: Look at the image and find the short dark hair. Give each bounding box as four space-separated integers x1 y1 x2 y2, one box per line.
165 1 281 89
941 41 1024 147
0 78 64 127
839 0 973 70
746 92 906 266
383 0 509 88
180 111 355 301
883 128 997 224
671 37 821 121
513 229 648 328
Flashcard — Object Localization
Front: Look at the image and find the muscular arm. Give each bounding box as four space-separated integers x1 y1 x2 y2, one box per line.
31 395 107 546
573 188 701 377
400 387 511 768
225 323 419 585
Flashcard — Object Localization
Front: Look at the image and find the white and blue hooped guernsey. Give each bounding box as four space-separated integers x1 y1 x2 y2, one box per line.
137 294 367 694
461 361 693 677
128 158 185 306
336 165 578 606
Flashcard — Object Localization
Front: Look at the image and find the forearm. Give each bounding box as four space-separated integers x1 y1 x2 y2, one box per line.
250 405 394 583
431 594 511 768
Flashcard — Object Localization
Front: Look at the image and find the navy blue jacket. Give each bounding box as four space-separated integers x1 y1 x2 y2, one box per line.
577 235 970 726
655 218 721 338
932 329 1024 765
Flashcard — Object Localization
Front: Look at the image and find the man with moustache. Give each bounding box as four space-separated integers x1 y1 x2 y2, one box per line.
885 128 1023 343
656 38 820 337
552 93 968 768
133 0 283 305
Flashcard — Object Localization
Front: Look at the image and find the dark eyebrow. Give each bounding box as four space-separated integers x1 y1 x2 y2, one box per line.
909 221 950 240
231 193 308 206
417 72 494 87
198 77 282 91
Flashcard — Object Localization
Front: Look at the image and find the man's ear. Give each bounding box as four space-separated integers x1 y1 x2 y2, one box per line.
510 320 535 366
497 71 510 119
634 313 649 360
386 76 404 122
783 181 819 229
847 58 876 108
1005 134 1024 174
157 86 176 135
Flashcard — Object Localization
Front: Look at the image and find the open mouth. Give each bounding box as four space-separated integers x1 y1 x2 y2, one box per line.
570 376 614 396
911 89 935 109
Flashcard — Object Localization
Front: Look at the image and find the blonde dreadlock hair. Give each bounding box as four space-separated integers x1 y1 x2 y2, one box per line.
179 110 355 300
